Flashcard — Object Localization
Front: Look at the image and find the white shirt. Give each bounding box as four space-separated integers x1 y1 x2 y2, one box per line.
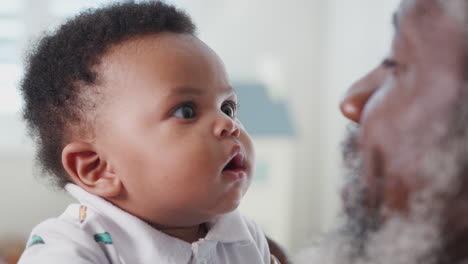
18 184 271 264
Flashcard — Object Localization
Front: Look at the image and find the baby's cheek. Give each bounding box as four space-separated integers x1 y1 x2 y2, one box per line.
245 138 255 168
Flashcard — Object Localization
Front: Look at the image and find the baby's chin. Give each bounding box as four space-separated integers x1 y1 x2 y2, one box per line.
222 175 251 204
215 192 245 215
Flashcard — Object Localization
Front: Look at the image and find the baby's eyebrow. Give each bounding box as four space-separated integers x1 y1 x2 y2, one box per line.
170 85 235 96
172 86 204 95
224 85 235 95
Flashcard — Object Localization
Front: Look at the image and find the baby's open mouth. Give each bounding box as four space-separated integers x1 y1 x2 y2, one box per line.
223 152 245 171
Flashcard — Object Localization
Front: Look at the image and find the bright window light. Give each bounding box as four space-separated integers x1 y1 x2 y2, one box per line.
0 19 23 39
50 0 123 17
0 1 23 14
0 64 23 114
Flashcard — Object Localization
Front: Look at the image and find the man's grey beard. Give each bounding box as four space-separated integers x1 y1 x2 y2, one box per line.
295 127 440 264
296 95 468 264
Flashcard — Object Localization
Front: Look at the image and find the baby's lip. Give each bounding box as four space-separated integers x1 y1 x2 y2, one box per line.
222 145 245 172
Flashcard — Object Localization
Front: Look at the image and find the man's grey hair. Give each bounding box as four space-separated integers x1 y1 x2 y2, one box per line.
401 0 467 50
439 0 467 24
440 0 468 52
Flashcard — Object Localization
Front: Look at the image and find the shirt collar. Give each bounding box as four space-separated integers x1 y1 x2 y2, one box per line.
205 210 254 243
65 184 254 262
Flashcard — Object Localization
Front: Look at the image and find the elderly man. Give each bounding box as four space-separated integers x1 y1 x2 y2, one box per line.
296 0 467 263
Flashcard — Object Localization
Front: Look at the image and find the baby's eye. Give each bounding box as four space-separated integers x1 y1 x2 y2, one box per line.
172 103 196 119
221 101 237 118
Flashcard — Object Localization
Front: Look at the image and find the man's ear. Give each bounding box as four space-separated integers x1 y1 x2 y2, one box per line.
62 141 122 198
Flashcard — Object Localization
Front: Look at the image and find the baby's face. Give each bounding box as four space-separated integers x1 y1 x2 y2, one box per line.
94 33 254 227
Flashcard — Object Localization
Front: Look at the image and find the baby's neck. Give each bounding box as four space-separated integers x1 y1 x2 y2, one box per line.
155 223 208 243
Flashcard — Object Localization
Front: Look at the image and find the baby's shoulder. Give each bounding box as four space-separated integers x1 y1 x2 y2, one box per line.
18 204 113 264
32 203 106 240
27 204 96 241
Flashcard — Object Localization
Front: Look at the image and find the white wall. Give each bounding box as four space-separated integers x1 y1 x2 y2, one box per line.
285 0 400 252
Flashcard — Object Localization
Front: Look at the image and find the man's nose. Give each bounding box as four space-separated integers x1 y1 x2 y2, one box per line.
213 113 241 138
339 67 384 123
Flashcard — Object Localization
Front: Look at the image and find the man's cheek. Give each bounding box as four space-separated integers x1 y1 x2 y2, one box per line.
358 77 393 125
381 175 411 217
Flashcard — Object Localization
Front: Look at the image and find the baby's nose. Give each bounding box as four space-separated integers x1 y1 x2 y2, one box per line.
213 114 240 138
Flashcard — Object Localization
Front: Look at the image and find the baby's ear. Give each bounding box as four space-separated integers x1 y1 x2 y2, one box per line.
62 141 122 198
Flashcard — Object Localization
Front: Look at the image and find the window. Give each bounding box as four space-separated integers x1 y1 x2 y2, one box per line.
0 1 24 114
0 0 129 114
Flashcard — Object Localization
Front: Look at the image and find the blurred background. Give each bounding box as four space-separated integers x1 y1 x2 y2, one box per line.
0 0 399 262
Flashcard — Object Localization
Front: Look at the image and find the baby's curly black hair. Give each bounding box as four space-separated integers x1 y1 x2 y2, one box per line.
21 1 196 188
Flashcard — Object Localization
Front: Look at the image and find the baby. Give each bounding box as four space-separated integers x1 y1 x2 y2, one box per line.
18 2 280 263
